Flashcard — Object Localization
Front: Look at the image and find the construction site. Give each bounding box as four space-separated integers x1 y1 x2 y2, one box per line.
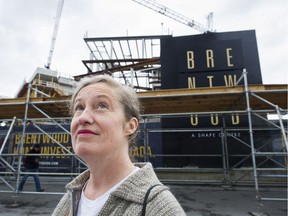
0 0 287 215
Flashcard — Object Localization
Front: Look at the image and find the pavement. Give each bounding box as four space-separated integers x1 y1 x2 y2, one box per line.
0 179 287 216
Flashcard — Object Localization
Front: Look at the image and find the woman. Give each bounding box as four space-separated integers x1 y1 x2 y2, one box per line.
53 75 185 216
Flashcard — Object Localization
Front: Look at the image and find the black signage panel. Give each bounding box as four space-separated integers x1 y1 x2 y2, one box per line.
0 122 163 172
161 30 262 89
160 30 264 168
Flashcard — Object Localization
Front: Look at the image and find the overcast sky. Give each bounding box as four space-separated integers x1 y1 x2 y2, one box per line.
0 0 287 98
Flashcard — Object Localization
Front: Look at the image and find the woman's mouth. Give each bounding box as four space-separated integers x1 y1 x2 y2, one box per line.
77 129 98 136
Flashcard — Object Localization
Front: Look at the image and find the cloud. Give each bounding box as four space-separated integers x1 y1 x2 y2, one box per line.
0 0 287 97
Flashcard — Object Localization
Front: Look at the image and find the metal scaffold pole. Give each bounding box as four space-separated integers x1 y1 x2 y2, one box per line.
243 69 260 199
275 105 288 152
16 83 32 196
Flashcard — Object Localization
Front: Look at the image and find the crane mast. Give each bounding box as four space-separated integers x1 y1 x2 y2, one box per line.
132 0 213 33
45 0 65 69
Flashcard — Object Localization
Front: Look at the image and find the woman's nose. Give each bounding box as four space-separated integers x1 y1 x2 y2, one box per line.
77 108 94 125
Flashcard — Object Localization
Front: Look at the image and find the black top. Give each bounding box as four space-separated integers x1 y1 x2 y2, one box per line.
23 147 40 169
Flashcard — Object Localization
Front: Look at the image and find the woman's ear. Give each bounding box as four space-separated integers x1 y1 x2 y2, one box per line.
125 117 139 136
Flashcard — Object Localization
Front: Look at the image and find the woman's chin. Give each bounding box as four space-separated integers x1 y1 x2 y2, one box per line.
75 145 95 157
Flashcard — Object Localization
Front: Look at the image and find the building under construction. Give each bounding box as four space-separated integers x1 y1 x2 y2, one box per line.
0 30 287 205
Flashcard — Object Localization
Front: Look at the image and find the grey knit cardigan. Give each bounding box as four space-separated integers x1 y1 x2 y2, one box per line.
52 163 186 216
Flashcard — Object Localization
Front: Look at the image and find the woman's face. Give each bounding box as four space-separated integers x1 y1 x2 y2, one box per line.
70 82 137 161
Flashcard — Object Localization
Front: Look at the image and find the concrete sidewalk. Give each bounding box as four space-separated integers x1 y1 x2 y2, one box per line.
0 180 287 216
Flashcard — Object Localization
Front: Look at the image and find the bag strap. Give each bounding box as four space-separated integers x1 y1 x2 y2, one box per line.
141 184 162 216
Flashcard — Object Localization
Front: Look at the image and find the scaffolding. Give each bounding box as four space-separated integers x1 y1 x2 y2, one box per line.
0 33 287 203
0 69 287 203
75 35 165 90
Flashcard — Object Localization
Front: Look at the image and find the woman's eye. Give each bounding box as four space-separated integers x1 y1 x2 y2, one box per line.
74 105 84 112
98 103 108 109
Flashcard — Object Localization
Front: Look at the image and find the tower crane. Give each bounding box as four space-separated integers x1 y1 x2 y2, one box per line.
45 0 65 69
132 0 213 33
